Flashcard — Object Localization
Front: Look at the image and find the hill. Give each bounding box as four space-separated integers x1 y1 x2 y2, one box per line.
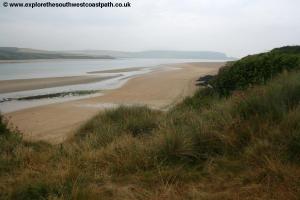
0 48 233 60
64 50 233 60
0 47 114 60
1 46 300 199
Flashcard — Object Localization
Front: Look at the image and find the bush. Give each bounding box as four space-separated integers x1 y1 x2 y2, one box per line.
271 46 300 54
211 46 300 96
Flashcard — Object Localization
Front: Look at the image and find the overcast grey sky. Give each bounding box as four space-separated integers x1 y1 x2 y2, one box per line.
0 0 299 57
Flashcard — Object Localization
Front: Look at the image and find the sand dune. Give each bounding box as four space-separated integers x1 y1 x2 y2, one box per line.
5 62 224 144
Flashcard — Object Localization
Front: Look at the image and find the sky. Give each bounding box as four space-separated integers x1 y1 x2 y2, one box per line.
0 0 300 58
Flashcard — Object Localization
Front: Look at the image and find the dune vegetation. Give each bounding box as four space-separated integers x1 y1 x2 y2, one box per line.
1 46 300 199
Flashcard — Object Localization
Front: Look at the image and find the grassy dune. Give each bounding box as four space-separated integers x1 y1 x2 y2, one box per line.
1 46 300 199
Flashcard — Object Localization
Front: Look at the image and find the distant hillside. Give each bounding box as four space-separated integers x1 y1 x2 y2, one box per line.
64 50 233 60
0 47 232 60
0 47 114 60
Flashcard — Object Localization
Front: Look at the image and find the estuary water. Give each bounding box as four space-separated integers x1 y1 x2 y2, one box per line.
0 58 222 80
0 58 225 113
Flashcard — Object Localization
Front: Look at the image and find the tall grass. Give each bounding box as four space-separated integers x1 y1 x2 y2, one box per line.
2 71 299 199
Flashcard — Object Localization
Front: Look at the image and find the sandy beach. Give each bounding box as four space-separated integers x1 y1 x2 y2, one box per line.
4 62 224 144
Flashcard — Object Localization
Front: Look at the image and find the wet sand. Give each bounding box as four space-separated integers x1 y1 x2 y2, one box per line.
0 75 119 93
87 67 148 74
5 62 224 144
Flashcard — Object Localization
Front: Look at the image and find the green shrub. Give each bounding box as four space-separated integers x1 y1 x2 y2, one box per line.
271 46 300 54
211 46 300 96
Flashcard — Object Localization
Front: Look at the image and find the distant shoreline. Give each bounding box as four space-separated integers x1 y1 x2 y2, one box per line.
0 58 115 64
0 59 232 65
0 47 234 61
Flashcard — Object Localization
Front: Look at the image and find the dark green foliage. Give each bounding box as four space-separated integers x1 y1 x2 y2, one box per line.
18 90 98 100
11 182 50 200
211 46 300 96
271 46 300 54
287 132 300 163
0 114 9 136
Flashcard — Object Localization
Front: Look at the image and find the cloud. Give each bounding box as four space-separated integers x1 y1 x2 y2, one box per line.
0 0 299 57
